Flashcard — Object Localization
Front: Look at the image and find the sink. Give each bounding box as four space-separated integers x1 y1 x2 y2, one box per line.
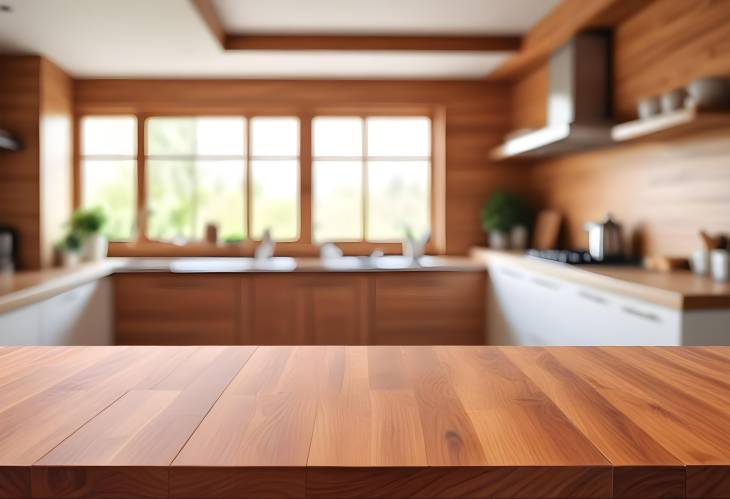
168 257 296 273
320 256 370 271
371 255 451 270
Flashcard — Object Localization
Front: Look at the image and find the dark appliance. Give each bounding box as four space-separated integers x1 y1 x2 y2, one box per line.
527 249 636 266
0 129 21 151
0 226 18 272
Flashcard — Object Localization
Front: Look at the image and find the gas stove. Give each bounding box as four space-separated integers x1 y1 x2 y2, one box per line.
526 249 636 265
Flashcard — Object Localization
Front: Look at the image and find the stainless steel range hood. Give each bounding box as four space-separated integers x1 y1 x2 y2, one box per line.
492 31 613 160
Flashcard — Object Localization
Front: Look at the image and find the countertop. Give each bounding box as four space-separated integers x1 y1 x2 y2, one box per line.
1 345 728 498
0 256 483 314
472 248 730 310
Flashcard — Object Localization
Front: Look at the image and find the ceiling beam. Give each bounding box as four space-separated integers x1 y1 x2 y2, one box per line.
191 0 225 47
223 34 521 52
190 0 520 53
489 0 655 80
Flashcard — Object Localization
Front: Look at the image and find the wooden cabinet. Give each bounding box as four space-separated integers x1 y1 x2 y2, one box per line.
372 272 486 345
250 274 370 345
113 270 487 346
114 273 238 345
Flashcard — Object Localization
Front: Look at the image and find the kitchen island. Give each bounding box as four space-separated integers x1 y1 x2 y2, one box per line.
0 346 728 498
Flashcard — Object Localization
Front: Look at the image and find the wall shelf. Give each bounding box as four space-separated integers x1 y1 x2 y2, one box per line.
611 107 730 143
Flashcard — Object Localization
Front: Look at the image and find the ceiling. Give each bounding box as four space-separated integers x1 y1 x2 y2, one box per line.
0 0 560 79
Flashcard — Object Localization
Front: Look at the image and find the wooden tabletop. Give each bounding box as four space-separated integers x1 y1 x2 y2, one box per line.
0 346 728 498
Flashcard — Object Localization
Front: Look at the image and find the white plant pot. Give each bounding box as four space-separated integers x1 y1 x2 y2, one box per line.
82 234 108 262
488 231 510 250
61 251 80 268
510 225 529 251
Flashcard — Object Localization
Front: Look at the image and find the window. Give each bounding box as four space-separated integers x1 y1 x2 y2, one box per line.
249 117 300 241
80 116 137 241
312 116 431 242
146 117 246 242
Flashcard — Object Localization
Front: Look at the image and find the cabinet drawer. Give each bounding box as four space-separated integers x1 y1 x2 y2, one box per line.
373 272 485 345
114 274 238 345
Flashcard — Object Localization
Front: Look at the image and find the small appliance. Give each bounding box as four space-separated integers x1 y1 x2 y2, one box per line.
0 226 18 272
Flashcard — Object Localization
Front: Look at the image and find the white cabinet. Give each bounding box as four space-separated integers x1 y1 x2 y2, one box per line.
40 278 112 345
488 262 685 346
0 303 42 345
0 278 112 346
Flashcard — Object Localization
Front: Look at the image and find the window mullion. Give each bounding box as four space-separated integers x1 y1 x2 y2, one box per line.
136 114 148 243
361 117 368 242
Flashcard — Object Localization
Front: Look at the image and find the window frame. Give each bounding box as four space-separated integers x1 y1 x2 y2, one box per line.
74 105 444 257
312 114 432 244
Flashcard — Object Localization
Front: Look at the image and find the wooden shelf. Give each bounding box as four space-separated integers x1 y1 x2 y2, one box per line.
612 107 730 142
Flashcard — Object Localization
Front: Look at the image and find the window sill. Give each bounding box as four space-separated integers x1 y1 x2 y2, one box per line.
107 241 424 258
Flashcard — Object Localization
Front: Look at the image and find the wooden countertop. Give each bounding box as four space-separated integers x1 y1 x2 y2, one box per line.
0 260 122 314
472 248 730 310
0 257 483 315
1 345 728 498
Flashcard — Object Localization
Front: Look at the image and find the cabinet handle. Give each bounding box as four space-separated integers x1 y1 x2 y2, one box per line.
531 277 560 291
622 306 660 323
499 268 523 280
578 290 609 305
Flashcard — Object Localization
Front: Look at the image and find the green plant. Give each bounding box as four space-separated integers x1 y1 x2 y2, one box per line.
480 190 530 233
70 207 107 236
55 232 82 252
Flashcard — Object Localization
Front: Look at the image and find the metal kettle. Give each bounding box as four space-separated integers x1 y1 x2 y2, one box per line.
584 214 624 261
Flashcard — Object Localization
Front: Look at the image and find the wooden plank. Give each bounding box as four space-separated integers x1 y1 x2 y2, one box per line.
36 347 255 466
549 347 730 498
189 0 225 47
503 347 684 498
224 34 521 52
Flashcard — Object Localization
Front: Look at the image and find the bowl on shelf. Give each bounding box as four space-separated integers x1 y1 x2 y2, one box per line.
687 76 730 110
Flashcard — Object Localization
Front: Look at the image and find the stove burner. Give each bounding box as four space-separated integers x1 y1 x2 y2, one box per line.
526 249 634 265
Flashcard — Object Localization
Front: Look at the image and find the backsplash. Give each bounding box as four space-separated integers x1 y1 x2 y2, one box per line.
529 128 730 257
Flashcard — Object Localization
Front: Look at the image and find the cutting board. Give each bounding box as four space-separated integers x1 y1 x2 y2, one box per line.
532 210 562 249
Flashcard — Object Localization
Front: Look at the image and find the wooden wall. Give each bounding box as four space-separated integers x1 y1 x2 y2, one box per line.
518 0 730 257
75 79 523 255
0 56 73 270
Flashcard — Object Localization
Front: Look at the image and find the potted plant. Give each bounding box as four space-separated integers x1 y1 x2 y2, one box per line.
70 207 108 261
55 232 82 267
480 190 530 250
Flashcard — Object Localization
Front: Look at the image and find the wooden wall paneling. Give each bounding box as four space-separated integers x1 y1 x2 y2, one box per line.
528 124 730 256
511 63 549 131
38 58 73 268
75 79 518 255
0 55 72 270
614 0 730 120
516 1 730 257
0 56 42 270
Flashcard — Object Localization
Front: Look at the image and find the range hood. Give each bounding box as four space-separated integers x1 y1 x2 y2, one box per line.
492 31 613 160
0 129 21 151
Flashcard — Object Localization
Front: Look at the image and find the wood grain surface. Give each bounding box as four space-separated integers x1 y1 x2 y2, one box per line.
0 346 728 498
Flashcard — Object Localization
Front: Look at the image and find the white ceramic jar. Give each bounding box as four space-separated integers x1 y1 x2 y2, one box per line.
710 249 730 282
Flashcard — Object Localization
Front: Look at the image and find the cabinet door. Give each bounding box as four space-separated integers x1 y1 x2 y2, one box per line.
0 303 42 345
40 278 112 346
373 272 485 345
114 273 238 345
251 274 369 345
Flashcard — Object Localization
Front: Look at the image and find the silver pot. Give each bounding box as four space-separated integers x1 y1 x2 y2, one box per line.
584 214 624 261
